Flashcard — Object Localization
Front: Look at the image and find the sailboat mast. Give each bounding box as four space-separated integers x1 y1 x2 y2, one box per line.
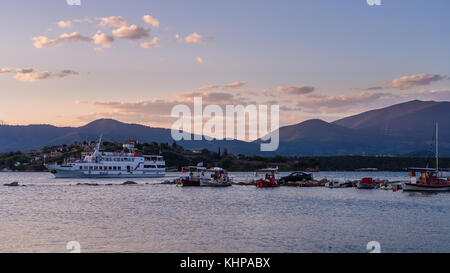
436 122 439 173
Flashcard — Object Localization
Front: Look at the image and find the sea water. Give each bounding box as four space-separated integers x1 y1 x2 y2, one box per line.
0 172 449 252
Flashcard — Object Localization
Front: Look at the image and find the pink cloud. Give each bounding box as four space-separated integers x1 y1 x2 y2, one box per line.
387 74 446 89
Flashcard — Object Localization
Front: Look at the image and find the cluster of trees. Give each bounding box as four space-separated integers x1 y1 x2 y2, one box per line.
0 151 46 171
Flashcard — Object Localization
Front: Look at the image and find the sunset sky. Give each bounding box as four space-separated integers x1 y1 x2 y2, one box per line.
1 0 450 129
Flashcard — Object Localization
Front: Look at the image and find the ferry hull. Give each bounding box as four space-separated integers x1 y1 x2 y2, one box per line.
46 164 165 179
402 182 450 192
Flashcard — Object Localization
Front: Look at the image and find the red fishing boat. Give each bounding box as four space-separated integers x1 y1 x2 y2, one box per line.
357 177 380 189
402 122 450 192
403 168 450 191
256 168 280 188
180 165 208 186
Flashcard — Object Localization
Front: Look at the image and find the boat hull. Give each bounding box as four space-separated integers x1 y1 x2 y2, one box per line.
357 182 379 189
402 182 450 192
256 181 280 188
200 181 232 187
181 178 201 186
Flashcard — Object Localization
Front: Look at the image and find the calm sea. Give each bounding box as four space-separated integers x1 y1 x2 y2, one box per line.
0 172 449 253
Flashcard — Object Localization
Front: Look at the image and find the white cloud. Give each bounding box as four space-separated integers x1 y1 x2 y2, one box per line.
224 81 246 88
276 85 315 95
140 37 160 49
173 32 211 44
173 34 181 43
185 32 203 44
57 21 73 28
0 67 13 73
32 36 59 48
387 74 447 89
142 15 160 28
297 92 390 112
58 32 92 42
92 32 114 47
197 84 220 91
57 17 92 28
32 32 92 48
13 69 79 82
112 24 150 40
97 16 128 27
196 56 205 64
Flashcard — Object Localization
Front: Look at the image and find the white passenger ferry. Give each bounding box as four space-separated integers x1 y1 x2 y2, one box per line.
45 136 165 178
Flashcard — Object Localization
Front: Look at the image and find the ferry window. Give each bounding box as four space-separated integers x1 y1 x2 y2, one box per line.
79 166 82 170
118 166 121 170
113 166 117 170
109 166 112 170
94 166 98 170
89 166 93 170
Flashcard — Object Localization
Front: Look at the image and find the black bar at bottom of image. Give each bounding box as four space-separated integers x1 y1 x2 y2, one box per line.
1 253 449 272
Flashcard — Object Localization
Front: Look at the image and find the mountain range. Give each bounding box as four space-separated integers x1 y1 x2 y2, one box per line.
1 100 449 156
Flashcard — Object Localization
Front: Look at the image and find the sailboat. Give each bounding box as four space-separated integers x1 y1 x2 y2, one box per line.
402 122 450 191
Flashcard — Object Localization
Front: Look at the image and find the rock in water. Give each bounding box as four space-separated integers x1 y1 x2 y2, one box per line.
122 181 138 185
76 183 99 186
4 181 19 186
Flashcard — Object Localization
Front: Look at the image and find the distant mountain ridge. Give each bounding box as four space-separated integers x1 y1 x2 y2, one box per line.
0 100 449 156
332 100 450 140
0 119 261 155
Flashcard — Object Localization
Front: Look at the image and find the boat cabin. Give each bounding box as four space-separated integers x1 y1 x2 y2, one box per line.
408 167 449 186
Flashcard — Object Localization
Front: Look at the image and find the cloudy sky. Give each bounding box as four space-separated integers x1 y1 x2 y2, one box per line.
1 0 450 129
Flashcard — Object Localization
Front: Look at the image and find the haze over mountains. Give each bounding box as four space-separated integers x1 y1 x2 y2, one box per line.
0 100 449 156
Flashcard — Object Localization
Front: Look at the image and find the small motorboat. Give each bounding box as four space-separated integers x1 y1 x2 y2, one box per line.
357 177 380 189
180 166 233 187
256 167 280 188
325 180 353 188
200 167 233 187
180 166 208 186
